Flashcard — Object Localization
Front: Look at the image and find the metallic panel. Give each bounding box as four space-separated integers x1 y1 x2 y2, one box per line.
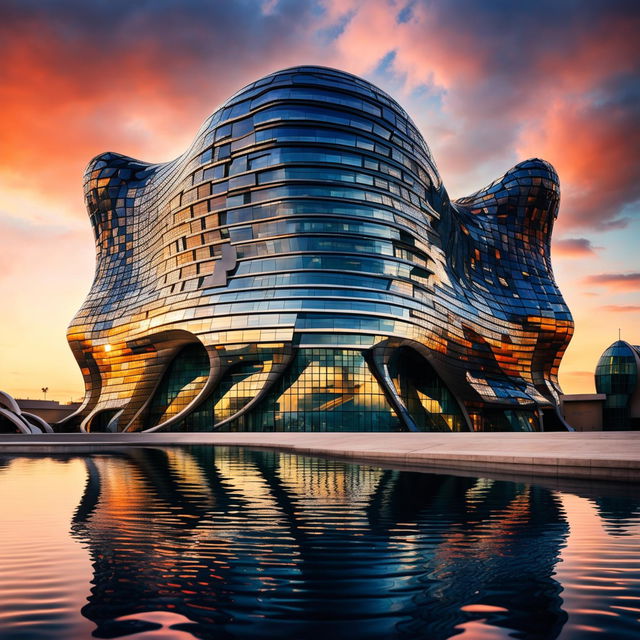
64 66 573 432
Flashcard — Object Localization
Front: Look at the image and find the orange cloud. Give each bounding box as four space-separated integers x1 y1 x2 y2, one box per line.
601 305 640 313
0 1 321 225
553 238 599 258
323 1 640 232
517 90 640 231
0 0 638 400
583 273 640 291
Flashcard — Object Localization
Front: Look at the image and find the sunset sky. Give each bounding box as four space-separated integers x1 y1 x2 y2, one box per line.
1 0 638 402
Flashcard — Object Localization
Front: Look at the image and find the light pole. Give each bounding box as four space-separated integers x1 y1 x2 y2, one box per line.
41 387 49 401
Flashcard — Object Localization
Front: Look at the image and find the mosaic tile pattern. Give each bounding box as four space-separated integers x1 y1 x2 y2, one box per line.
62 66 573 432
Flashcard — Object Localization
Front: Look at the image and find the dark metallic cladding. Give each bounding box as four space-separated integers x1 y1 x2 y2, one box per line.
61 65 573 433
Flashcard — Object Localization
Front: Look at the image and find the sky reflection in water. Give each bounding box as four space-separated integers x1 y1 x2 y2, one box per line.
0 446 638 639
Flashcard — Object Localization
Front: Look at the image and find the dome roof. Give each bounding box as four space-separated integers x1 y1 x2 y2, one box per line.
595 340 639 396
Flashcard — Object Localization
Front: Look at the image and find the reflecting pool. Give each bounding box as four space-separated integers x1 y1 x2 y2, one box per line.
0 447 638 639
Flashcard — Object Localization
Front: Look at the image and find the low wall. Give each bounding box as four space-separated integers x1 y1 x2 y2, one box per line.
1 431 638 483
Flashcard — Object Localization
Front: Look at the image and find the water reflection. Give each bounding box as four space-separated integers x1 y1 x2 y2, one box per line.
71 447 569 639
0 458 93 640
591 496 640 537
1 447 639 639
555 492 640 639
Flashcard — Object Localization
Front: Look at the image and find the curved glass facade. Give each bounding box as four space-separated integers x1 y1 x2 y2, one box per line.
65 66 573 433
595 341 640 430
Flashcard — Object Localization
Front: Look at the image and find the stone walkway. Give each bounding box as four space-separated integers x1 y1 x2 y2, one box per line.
1 431 638 482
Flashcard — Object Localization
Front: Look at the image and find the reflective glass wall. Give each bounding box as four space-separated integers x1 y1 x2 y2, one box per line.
595 341 640 430
64 66 573 433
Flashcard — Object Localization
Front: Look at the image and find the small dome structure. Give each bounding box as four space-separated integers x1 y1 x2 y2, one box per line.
595 341 640 429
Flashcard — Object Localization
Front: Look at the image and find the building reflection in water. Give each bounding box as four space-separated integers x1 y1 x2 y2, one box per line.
71 447 570 640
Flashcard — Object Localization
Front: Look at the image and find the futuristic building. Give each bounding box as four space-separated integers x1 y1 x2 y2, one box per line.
62 65 573 433
595 340 640 429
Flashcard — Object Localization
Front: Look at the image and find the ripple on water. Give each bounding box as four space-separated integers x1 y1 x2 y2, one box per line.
0 447 638 640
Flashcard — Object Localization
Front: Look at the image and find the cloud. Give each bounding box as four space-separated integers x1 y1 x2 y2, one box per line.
0 217 92 284
518 75 640 231
601 305 640 313
0 0 638 401
322 0 640 229
1 0 638 233
583 273 640 291
0 0 323 220
553 238 600 258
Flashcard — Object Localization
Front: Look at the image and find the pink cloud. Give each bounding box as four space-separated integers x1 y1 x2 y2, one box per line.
517 89 640 231
0 0 638 400
601 305 640 313
553 238 600 258
324 1 640 229
583 273 640 291
0 1 321 221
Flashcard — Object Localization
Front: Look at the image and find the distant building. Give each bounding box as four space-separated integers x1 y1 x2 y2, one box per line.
560 394 605 431
560 340 640 431
595 341 640 430
1 393 81 433
16 399 81 424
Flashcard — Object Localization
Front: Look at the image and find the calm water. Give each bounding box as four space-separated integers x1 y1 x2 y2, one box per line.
0 447 638 640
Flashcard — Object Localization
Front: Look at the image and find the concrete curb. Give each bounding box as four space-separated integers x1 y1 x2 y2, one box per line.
1 432 638 482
